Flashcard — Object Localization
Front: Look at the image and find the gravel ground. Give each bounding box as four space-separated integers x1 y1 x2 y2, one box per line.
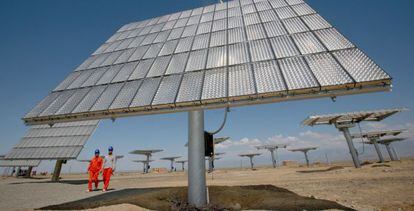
0 158 413 210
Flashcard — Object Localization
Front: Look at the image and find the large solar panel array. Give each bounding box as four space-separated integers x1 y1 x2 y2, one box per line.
5 120 99 160
24 0 391 125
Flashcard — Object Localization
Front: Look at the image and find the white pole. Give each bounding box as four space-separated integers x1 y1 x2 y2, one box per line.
188 110 207 207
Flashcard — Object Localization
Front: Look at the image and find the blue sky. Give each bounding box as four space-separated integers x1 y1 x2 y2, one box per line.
0 0 413 173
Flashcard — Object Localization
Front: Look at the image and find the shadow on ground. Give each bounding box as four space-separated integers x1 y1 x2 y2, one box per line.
297 166 344 173
39 185 354 211
10 179 90 185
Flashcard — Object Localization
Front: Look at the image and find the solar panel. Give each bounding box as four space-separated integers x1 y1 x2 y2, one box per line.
351 129 405 139
288 146 317 152
5 120 99 160
302 108 407 126
23 0 392 125
129 149 163 155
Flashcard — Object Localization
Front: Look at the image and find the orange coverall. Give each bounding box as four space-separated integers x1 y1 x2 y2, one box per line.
88 156 103 191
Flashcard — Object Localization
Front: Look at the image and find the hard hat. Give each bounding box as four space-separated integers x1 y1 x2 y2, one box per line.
108 146 114 151
95 149 100 154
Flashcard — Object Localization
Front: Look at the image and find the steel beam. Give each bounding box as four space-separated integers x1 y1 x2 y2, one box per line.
338 126 361 168
52 160 63 181
370 138 385 163
170 160 174 172
249 156 254 169
304 151 310 167
270 150 276 168
391 145 400 161
385 144 397 161
188 110 207 207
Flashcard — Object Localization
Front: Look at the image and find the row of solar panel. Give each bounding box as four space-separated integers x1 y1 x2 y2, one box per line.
0 159 41 167
16 136 89 148
118 0 307 34
24 125 97 138
6 147 83 159
107 3 316 46
30 120 99 129
27 48 389 119
58 28 352 92
91 13 329 59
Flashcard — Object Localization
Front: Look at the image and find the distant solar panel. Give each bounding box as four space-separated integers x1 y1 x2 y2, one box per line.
0 159 41 167
302 108 407 126
23 0 391 125
351 129 405 139
5 120 99 160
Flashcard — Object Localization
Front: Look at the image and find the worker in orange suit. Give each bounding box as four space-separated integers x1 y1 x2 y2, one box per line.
102 146 116 192
87 149 103 192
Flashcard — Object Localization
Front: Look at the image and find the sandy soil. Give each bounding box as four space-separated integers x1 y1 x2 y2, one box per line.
0 158 413 210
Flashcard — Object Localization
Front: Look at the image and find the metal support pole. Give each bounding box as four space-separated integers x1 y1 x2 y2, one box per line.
304 151 310 167
170 160 174 172
370 138 384 163
52 160 63 181
188 110 207 207
142 163 146 173
249 157 254 169
270 150 276 168
385 144 397 161
10 167 15 177
391 145 400 161
145 155 150 173
182 163 185 171
339 127 361 168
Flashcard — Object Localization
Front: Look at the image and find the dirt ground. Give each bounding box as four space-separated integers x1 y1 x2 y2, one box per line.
40 185 353 210
0 158 413 210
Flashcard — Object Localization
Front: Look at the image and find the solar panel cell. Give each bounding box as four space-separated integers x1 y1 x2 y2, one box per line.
228 42 250 65
249 39 275 62
109 80 142 109
253 60 286 95
279 57 319 91
90 83 124 111
301 14 331 31
202 68 227 101
333 48 390 83
130 77 162 108
80 67 109 87
292 32 326 54
305 53 354 88
72 85 106 113
207 46 227 68
152 74 182 106
176 71 204 104
128 59 154 80
186 49 208 71
314 28 354 51
228 64 256 98
269 36 300 59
